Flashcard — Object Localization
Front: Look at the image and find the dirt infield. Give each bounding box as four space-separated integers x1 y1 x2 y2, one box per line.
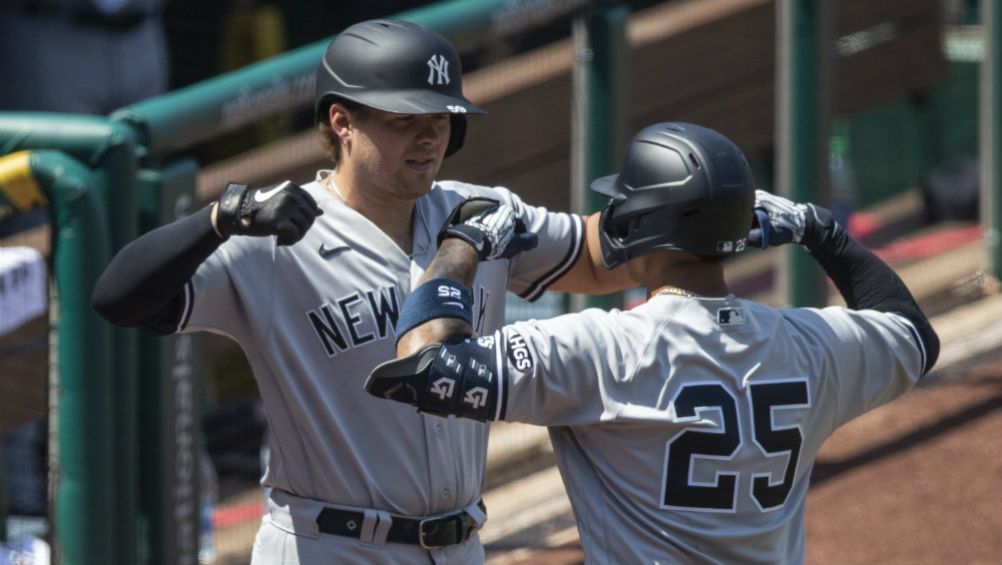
488 351 1002 565
805 353 1002 565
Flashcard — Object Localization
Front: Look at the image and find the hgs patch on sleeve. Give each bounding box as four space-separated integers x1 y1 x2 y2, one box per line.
505 330 535 374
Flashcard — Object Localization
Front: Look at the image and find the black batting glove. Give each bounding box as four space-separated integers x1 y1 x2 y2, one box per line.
215 180 323 246
437 197 538 260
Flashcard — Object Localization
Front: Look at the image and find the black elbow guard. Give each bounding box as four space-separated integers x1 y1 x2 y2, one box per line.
365 337 503 422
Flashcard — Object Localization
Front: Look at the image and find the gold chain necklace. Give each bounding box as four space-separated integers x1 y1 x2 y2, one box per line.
325 175 346 201
652 286 703 299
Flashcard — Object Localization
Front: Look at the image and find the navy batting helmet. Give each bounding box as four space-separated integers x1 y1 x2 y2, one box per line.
314 19 486 157
592 122 756 268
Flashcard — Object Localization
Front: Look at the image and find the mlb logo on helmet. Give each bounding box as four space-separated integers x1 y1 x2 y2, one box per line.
715 238 747 253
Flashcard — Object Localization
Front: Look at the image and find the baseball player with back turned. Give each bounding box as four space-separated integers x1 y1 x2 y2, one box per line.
365 122 941 564
91 19 632 565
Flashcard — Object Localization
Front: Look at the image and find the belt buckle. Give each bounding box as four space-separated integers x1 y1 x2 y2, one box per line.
418 516 447 549
419 512 473 549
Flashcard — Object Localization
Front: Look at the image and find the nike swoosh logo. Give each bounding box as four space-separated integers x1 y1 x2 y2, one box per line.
253 180 291 203
443 301 465 309
318 243 350 259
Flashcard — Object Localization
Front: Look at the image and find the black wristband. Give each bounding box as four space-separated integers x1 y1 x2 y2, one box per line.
215 182 248 237
394 278 474 343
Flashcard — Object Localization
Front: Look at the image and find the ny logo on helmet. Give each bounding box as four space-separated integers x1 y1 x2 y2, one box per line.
427 54 450 86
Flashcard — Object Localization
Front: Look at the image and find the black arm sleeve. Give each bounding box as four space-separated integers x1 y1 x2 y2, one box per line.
801 205 939 374
91 205 225 332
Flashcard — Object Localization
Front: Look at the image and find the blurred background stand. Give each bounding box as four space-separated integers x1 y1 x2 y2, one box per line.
0 0 169 115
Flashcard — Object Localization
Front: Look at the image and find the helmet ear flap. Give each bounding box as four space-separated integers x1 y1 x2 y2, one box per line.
607 207 632 240
445 115 467 158
598 203 631 269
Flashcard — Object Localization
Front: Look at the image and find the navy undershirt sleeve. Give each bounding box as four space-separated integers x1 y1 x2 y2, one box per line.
91 205 225 332
802 205 940 374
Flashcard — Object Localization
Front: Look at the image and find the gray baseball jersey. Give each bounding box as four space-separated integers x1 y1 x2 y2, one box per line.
177 171 584 518
490 294 927 564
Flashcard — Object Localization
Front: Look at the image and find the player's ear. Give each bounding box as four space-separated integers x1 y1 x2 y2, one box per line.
329 103 353 141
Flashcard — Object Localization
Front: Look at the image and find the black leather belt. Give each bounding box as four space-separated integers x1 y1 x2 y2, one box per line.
10 0 154 31
316 500 486 549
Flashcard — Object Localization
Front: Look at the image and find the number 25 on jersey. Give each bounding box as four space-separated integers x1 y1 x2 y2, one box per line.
663 380 809 512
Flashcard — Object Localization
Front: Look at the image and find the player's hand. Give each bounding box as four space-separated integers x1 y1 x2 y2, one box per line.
215 180 323 246
748 189 810 248
438 198 538 261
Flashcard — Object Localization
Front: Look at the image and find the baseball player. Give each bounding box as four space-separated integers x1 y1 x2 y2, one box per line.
365 122 940 564
91 19 631 565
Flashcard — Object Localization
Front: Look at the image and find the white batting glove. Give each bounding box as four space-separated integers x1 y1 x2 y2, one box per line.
439 198 538 260
748 189 810 248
